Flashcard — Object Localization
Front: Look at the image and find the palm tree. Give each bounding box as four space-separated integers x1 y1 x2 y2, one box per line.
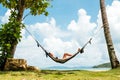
100 0 119 68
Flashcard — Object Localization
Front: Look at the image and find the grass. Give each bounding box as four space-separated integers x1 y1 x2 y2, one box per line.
0 68 120 80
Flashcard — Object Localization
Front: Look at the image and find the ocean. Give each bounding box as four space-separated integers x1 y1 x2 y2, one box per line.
41 66 111 71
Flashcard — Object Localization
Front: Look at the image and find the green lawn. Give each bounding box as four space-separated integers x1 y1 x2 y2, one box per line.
0 68 120 80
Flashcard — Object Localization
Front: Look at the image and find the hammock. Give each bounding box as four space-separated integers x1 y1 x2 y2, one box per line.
47 51 80 64
36 38 92 64
25 27 92 63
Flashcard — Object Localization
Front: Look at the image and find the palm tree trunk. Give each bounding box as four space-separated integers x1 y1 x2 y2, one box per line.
100 0 119 68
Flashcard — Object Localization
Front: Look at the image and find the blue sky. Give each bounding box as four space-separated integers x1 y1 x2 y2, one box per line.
0 0 120 69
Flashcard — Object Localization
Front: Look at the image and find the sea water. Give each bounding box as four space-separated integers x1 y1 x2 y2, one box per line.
42 67 111 71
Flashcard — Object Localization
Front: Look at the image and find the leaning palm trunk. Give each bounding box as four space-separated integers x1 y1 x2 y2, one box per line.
100 0 119 68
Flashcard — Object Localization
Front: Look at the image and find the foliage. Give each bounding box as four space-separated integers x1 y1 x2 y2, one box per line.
0 10 24 56
93 62 111 68
0 0 50 16
0 0 51 70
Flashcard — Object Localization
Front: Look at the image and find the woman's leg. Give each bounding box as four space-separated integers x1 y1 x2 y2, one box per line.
49 53 54 57
63 53 72 59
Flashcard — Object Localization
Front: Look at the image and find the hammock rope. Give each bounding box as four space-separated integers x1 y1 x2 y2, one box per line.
24 25 103 63
25 28 49 57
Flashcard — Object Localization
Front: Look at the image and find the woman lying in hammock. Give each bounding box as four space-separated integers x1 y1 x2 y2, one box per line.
49 48 83 60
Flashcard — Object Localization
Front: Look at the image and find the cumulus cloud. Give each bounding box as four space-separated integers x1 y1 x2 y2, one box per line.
107 0 120 42
1 10 10 23
68 9 96 43
15 9 98 68
28 18 70 39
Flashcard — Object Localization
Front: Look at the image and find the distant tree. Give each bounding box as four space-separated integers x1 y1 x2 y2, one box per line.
100 0 119 68
0 0 51 70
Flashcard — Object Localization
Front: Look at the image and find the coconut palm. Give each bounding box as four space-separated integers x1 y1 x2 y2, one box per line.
100 0 119 69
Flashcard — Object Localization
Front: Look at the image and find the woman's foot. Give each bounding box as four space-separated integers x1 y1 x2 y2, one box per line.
78 48 81 52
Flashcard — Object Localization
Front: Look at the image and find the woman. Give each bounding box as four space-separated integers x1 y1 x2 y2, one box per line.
49 48 82 59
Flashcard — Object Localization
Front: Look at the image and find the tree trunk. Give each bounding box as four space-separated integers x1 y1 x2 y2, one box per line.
100 0 119 68
10 0 25 58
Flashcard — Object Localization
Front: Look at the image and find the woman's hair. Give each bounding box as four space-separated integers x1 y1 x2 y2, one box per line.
55 57 58 59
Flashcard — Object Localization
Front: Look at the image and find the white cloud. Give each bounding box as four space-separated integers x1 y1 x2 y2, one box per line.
97 0 120 43
28 18 70 39
68 9 97 43
1 10 10 23
107 0 120 42
15 9 98 68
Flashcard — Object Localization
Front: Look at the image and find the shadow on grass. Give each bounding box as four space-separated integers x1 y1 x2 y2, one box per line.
40 70 79 75
0 71 8 75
